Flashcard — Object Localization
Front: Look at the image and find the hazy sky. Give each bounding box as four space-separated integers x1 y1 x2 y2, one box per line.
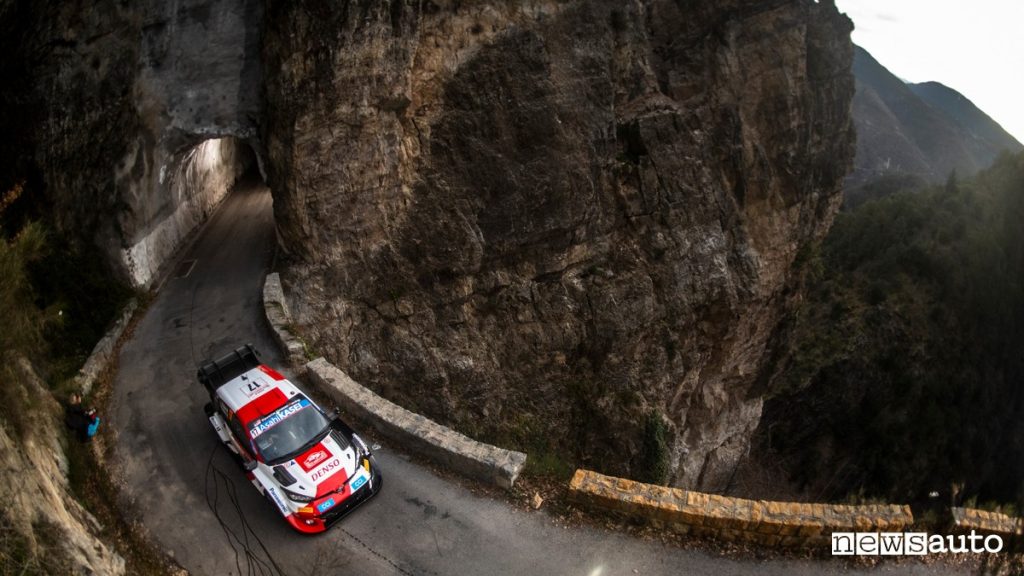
834 0 1024 144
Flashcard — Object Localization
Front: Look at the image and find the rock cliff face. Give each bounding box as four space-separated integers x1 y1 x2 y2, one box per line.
1 0 262 286
0 357 124 575
265 0 855 489
0 2 262 573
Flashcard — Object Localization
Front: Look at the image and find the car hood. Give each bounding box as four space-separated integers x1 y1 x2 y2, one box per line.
277 431 361 498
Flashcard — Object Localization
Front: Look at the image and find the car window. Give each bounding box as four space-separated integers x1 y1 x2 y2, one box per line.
219 400 251 454
248 396 330 463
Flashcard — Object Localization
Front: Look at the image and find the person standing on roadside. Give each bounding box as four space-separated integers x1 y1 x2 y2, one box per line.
64 392 100 441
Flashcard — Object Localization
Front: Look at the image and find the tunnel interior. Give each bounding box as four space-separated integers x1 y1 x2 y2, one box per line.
121 135 268 287
177 136 262 187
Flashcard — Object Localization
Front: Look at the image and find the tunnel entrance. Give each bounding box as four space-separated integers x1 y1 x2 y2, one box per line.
179 136 262 186
121 135 269 287
233 140 264 187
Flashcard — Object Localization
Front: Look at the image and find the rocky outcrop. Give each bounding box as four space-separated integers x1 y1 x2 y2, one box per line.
0 357 124 575
1 0 262 286
264 0 855 490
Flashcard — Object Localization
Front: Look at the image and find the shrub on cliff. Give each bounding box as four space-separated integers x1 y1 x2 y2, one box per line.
0 220 49 437
639 413 670 485
1 176 132 389
0 176 132 431
0 221 46 352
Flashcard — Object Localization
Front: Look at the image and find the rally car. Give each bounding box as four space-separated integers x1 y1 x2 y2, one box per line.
198 344 381 533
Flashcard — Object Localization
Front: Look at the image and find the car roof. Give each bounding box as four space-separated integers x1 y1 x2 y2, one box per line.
215 365 307 426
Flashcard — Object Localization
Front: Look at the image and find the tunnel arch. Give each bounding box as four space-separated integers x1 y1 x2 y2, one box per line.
107 0 266 288
119 134 268 288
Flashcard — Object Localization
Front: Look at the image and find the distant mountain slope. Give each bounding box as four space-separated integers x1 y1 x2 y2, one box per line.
847 46 1022 197
909 81 1023 156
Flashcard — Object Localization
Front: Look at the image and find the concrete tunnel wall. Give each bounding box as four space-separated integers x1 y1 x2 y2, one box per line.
110 0 265 288
121 137 257 287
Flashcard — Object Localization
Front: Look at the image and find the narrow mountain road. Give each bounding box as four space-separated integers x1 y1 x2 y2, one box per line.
109 177 969 576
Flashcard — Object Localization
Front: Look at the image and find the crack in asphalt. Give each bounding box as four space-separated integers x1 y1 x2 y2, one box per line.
336 525 423 576
204 446 287 576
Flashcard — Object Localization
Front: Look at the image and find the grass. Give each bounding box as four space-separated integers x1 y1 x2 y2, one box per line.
522 446 575 480
0 514 75 576
485 411 577 482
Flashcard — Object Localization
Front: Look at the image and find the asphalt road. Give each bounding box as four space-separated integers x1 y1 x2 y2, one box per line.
109 177 970 576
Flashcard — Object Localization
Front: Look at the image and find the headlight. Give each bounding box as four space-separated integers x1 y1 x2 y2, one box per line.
352 433 371 457
281 487 313 503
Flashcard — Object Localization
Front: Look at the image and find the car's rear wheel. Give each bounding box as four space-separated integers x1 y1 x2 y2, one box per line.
227 446 246 469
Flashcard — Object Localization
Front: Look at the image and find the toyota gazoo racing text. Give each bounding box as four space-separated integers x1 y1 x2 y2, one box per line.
198 345 381 533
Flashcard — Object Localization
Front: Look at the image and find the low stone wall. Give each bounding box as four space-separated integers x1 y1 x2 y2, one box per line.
262 273 307 367
75 299 138 395
307 358 527 489
951 507 1024 536
569 469 914 547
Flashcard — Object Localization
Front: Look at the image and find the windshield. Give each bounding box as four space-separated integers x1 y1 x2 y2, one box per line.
248 397 330 464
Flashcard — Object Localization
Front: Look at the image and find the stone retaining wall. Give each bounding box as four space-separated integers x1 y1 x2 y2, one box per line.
75 299 138 395
262 273 307 367
951 507 1024 536
307 358 527 489
569 469 914 547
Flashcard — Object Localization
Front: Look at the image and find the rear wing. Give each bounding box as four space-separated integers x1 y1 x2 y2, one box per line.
197 344 261 394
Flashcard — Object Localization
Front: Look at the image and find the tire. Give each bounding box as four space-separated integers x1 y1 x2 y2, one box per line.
223 441 246 469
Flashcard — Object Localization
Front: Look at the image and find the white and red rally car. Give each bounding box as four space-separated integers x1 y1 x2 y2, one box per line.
198 345 381 534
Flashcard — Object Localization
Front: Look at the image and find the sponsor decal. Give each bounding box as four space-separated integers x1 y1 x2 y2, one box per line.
350 475 367 491
310 458 342 482
300 447 331 472
316 498 336 514
250 399 310 438
265 486 288 514
241 377 268 399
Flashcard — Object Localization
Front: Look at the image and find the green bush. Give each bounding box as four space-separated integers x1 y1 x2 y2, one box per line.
0 213 131 436
0 222 49 437
0 222 46 352
638 412 669 485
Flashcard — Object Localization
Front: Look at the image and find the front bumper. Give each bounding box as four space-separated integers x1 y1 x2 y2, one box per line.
285 458 382 534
